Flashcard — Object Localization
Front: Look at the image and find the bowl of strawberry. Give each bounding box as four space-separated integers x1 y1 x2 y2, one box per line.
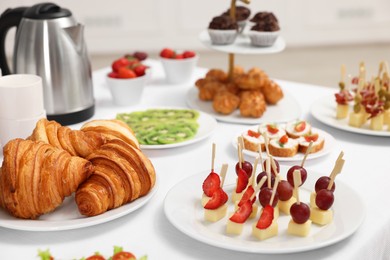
106 52 150 106
159 48 198 84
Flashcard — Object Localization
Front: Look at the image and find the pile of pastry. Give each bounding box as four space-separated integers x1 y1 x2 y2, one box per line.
0 119 156 219
195 66 284 118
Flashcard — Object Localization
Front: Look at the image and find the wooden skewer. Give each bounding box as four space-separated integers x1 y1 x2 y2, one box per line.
293 170 302 204
270 155 279 177
327 151 345 190
263 132 270 156
266 158 271 188
269 176 280 206
359 61 366 82
239 0 251 4
378 61 385 77
237 140 242 169
220 163 229 188
300 141 313 168
258 143 264 171
211 143 216 172
374 77 381 96
340 64 346 84
250 176 267 201
251 156 259 186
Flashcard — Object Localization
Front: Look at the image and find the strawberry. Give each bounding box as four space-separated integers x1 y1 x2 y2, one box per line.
117 67 136 79
279 135 288 144
202 171 221 197
266 124 279 134
112 58 130 72
256 205 274 229
183 50 196 58
204 187 228 209
175 54 184 59
108 72 119 78
238 185 255 207
247 129 260 138
134 65 148 77
229 201 252 223
304 133 319 142
160 48 175 59
294 121 306 132
235 168 249 193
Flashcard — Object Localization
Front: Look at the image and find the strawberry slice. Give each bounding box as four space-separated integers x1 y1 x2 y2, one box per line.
238 185 255 207
229 201 252 223
304 133 319 142
266 124 279 134
279 135 288 144
294 121 306 132
256 205 274 229
247 129 260 138
235 168 249 193
202 171 221 197
204 187 228 209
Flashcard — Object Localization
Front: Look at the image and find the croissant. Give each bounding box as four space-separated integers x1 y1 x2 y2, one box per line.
80 119 140 149
0 139 94 219
75 139 156 217
28 118 106 158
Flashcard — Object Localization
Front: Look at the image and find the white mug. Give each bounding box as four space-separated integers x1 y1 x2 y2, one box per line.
0 74 45 119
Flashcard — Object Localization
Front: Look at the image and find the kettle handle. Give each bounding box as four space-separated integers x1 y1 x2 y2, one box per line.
0 7 28 75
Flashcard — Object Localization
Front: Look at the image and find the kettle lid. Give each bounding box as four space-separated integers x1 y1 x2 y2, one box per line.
23 2 71 20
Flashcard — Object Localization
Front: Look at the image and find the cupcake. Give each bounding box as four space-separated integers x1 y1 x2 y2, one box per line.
222 6 251 33
248 12 280 47
208 15 238 45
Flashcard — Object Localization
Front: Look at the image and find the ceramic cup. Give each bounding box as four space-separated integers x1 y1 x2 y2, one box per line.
106 71 150 106
160 56 198 84
0 74 45 149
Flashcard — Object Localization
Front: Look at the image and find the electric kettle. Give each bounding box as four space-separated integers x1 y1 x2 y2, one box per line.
0 2 94 125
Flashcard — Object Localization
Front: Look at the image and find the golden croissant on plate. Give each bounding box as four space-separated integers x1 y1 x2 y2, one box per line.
28 118 105 158
0 139 94 219
75 139 156 217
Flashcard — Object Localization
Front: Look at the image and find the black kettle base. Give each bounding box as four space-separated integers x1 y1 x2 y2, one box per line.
47 104 95 126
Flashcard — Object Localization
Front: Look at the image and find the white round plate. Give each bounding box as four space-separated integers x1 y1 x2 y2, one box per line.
199 30 286 55
164 165 365 254
232 127 336 162
186 88 301 124
138 109 217 149
311 95 390 137
0 178 158 231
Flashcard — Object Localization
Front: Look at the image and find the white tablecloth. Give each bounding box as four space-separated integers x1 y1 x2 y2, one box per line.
0 60 389 260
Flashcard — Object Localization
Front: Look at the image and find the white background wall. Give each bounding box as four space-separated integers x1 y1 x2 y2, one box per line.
1 0 390 55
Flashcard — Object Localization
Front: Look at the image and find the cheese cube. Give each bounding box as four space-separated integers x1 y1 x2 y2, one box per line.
370 114 384 131
252 221 278 240
226 219 244 235
204 204 227 222
336 104 349 119
278 197 297 215
310 192 316 207
287 219 312 237
384 110 390 125
310 206 333 225
201 193 210 207
348 112 365 127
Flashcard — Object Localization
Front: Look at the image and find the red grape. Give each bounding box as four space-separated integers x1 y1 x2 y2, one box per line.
256 171 275 189
290 202 310 224
315 176 336 193
235 161 253 178
277 180 293 201
263 159 280 176
258 187 278 208
287 165 307 187
315 189 334 210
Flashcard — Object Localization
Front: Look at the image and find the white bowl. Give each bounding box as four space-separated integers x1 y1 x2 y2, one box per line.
106 71 150 106
160 56 198 84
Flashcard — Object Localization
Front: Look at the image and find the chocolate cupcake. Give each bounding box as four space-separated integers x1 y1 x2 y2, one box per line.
208 15 238 45
222 6 251 33
248 12 280 47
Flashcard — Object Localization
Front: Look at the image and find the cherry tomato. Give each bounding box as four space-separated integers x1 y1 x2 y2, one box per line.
112 251 136 260
86 255 106 260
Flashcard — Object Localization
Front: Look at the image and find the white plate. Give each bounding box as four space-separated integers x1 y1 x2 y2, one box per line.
232 127 336 162
199 30 286 55
138 109 218 149
186 88 301 124
311 95 390 137
164 166 364 254
0 178 159 231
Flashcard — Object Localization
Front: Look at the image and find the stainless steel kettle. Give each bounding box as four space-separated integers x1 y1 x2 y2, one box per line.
0 2 94 125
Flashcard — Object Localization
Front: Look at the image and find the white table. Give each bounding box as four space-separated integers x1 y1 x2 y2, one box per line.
0 60 389 260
